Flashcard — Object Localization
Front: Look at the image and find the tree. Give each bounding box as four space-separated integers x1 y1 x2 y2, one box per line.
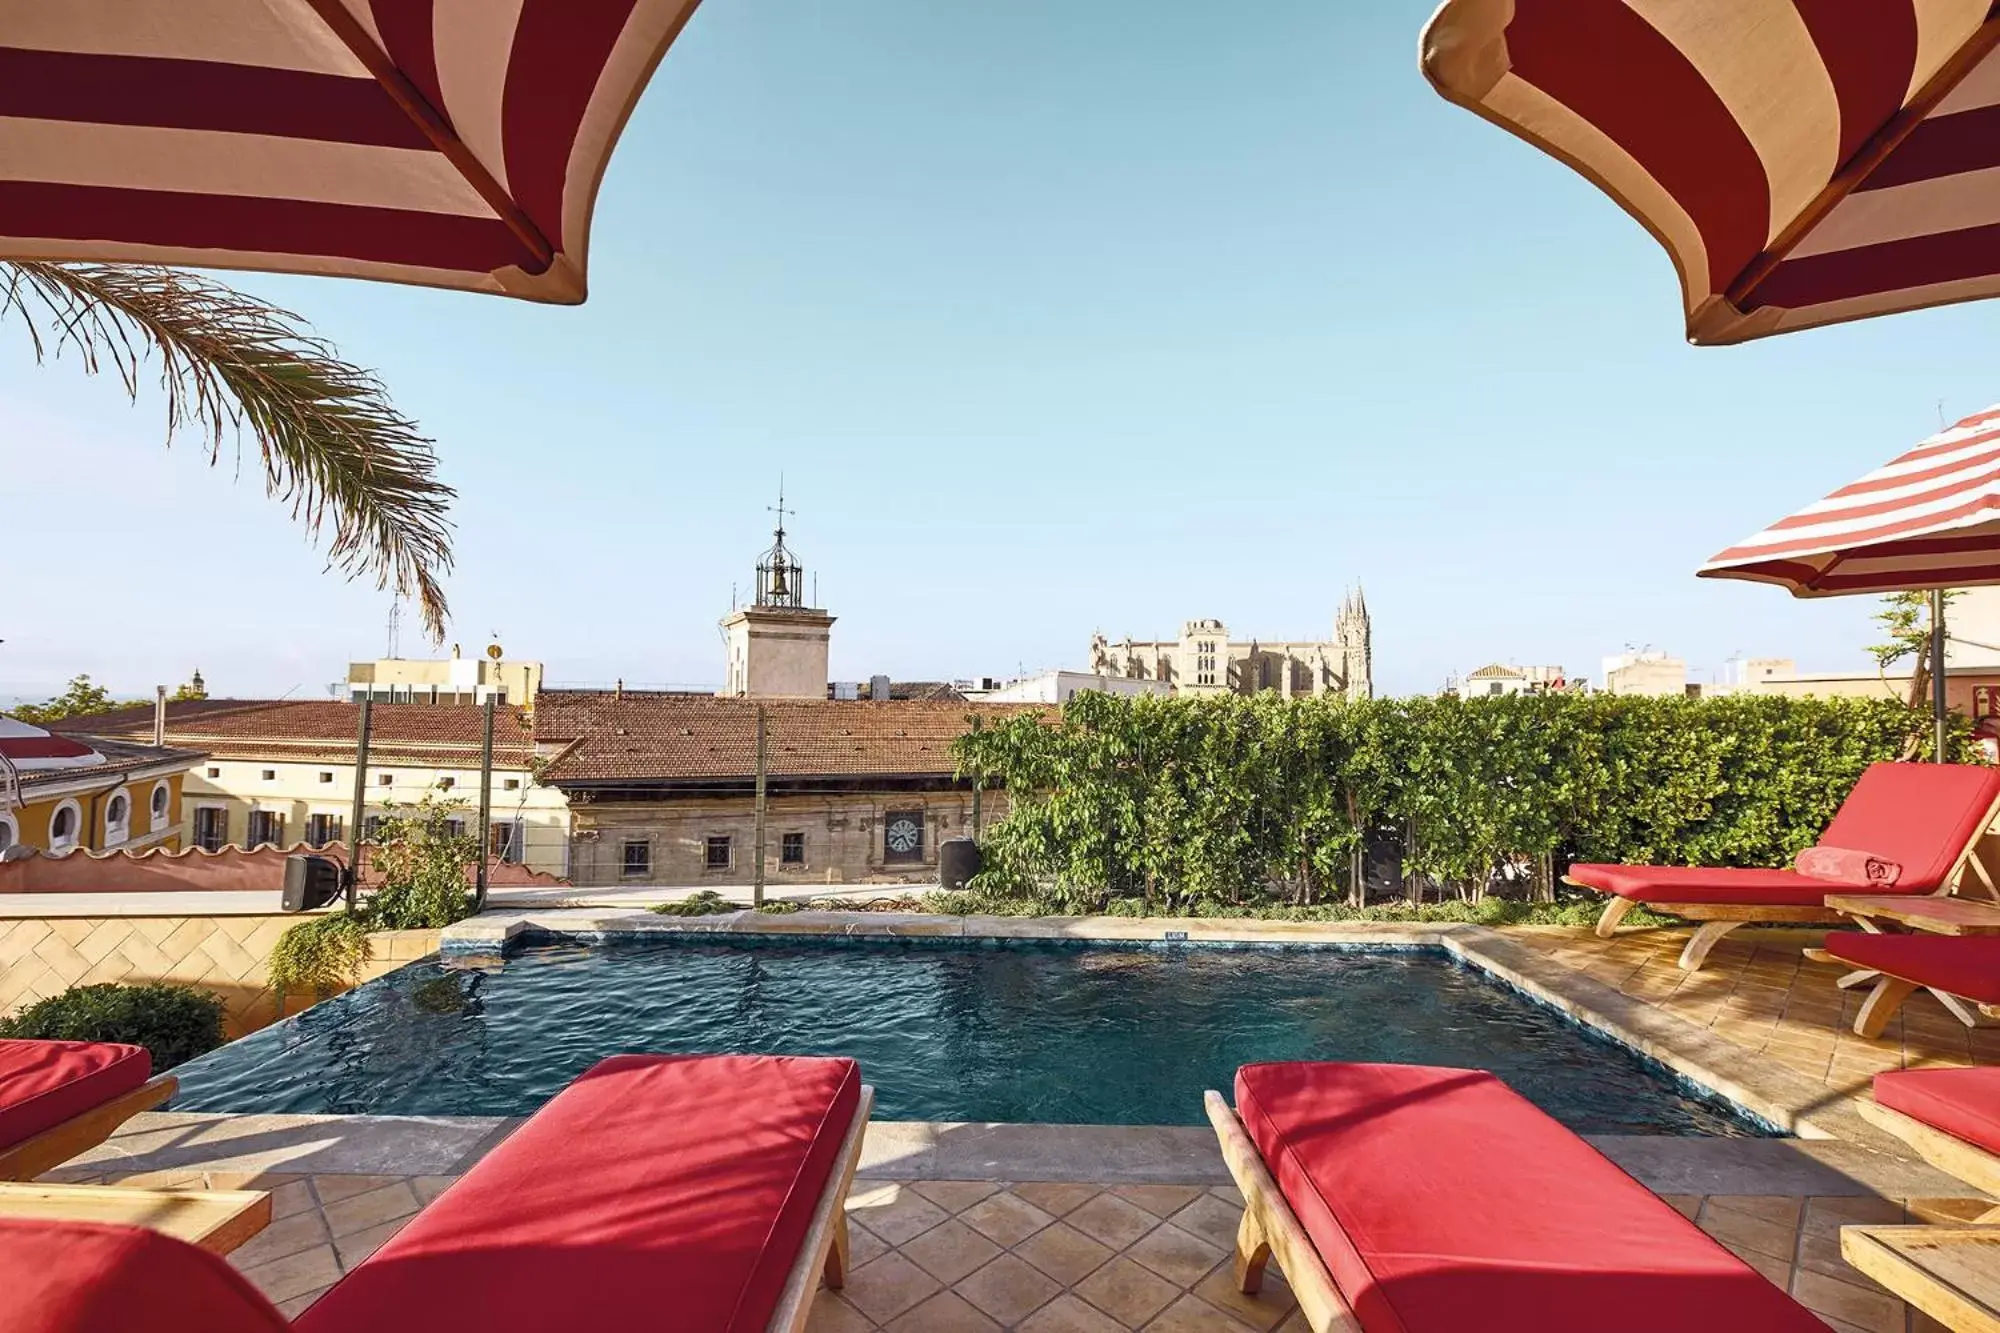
367 792 480 929
2 262 454 637
168 680 208 703
1870 589 1958 758
12 675 122 725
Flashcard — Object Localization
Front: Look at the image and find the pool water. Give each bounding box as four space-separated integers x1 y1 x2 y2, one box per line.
172 938 1768 1135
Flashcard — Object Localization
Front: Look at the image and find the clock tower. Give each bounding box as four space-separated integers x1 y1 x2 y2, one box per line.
719 489 835 698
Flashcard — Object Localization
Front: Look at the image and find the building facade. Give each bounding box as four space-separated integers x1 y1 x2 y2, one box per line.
537 693 1020 887
347 648 542 706
0 718 203 857
1088 589 1373 700
58 700 573 877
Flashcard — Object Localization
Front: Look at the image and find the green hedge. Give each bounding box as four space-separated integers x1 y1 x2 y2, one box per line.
0 982 225 1070
952 691 1974 914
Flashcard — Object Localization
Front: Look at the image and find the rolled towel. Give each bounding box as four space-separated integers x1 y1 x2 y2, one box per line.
1795 845 1901 888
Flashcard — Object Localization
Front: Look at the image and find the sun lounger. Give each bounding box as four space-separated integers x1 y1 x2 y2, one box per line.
0 1039 177 1181
1855 1066 2000 1201
1821 933 2000 1038
1206 1061 1833 1332
1566 762 2000 970
5 1052 873 1333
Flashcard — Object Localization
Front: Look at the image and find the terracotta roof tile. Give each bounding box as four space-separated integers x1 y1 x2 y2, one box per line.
57 699 538 767
533 691 1036 783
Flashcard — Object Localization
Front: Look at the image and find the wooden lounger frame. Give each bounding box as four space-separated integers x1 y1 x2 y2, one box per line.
1576 785 2000 973
767 1084 874 1333
0 1073 177 1182
1204 1089 1361 1333
1857 1097 2000 1214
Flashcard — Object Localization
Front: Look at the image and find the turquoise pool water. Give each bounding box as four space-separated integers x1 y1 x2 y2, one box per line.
171 938 1768 1134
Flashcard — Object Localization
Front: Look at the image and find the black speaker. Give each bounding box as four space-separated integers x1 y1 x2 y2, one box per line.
282 854 343 912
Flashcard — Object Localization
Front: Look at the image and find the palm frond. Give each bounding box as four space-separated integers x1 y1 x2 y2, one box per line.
1 261 454 636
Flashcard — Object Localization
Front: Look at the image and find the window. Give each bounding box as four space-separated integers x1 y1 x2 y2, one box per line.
261 769 276 781
206 767 221 779
306 814 343 848
104 792 130 845
490 821 522 864
377 773 394 787
363 814 386 843
49 803 79 851
622 839 651 878
247 811 285 849
0 815 15 854
883 811 924 864
150 782 170 831
705 835 732 870
193 807 228 852
318 771 335 784
1487 682 1504 697
503 778 521 791
781 832 806 866
438 777 456 790
444 817 466 840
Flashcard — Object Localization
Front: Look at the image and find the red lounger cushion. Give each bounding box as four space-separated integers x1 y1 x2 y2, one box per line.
1874 1067 2000 1158
2 1218 288 1333
297 1053 861 1333
1570 761 2000 905
0 1038 151 1151
1233 1062 1830 1333
1563 864 1831 906
1823 934 2000 1006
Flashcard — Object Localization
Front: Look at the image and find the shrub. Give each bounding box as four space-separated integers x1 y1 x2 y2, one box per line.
368 793 479 930
653 890 740 918
267 911 371 1002
0 982 225 1070
755 900 803 914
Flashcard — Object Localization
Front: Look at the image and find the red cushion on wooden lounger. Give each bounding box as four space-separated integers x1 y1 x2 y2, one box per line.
296 1053 861 1333
1563 864 1831 905
0 1038 151 1150
1823 934 2000 1006
0 1218 289 1333
1233 1062 1830 1333
1875 1067 2000 1158
1570 762 2000 905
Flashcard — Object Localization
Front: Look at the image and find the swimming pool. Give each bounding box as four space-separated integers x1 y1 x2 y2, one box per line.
171 937 1768 1134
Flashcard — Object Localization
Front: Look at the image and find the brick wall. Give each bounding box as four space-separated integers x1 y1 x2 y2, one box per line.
0 917 439 1037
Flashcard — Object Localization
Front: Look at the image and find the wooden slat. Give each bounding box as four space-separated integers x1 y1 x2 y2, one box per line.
1825 895 2000 934
767 1085 874 1333
1859 1099 2000 1198
0 1072 176 1181
1842 1225 2000 1333
1204 1090 1360 1333
0 1182 270 1255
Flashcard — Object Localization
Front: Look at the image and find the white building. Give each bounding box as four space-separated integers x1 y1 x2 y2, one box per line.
981 671 1175 705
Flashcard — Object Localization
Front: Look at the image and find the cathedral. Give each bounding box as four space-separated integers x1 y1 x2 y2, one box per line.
1089 590 1373 701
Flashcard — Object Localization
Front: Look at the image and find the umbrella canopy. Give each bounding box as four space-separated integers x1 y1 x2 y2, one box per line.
0 0 700 303
1700 405 2000 594
1420 1 2000 344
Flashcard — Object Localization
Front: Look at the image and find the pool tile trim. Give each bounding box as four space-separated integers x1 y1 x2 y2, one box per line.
439 910 1876 1143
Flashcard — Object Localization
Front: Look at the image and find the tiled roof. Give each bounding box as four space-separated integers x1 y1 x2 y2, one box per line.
56 699 538 767
1465 664 1527 680
534 691 1036 783
16 737 209 791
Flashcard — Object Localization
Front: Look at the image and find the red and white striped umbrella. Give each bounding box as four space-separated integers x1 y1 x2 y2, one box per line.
1420 1 2000 344
0 0 700 303
1700 406 2000 595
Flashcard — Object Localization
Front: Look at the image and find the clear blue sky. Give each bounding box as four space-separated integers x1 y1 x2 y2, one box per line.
5 0 1998 703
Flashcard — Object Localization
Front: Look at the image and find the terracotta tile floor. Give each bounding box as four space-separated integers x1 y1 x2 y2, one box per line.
33 1165 1965 1331
1513 923 2000 1099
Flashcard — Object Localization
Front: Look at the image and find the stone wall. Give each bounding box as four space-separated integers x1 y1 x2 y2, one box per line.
568 790 1009 888
0 916 439 1037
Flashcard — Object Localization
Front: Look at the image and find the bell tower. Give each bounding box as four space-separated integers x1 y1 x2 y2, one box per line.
1336 587 1373 701
720 485 835 698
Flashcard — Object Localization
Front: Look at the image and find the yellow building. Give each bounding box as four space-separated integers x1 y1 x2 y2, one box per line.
0 717 204 856
347 647 542 707
61 699 572 877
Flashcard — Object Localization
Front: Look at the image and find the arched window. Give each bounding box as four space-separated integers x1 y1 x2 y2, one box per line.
105 792 130 845
50 803 79 850
151 782 171 831
0 815 15 854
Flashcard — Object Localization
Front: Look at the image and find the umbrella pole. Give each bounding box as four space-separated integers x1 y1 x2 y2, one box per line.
1933 588 1950 761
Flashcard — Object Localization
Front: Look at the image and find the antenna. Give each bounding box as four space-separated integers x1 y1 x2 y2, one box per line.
385 602 401 659
768 475 794 541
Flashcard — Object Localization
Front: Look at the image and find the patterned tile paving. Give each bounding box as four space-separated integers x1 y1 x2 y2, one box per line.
36 1165 1968 1331
1512 924 2000 1105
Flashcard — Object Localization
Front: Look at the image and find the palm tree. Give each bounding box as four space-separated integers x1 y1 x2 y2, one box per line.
2 262 453 636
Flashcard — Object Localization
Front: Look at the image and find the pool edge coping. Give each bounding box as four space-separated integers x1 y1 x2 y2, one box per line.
438 909 1882 1146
